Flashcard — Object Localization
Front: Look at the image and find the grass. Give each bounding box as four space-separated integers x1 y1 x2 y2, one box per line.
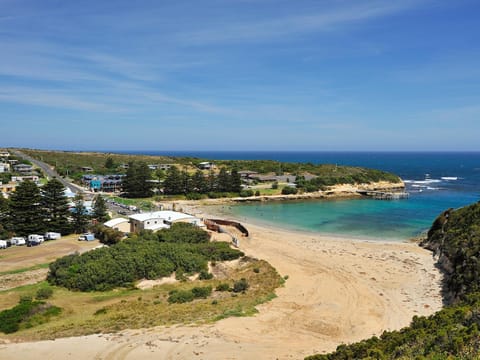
0 258 283 340
0 263 50 276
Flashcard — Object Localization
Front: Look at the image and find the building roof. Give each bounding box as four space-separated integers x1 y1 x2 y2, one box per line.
148 223 170 231
104 218 129 228
129 211 195 223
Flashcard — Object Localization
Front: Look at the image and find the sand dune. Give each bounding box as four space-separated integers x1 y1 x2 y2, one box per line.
0 221 442 359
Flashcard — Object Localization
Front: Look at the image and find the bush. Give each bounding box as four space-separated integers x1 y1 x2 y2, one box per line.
271 181 278 189
281 186 298 195
167 290 195 304
233 278 249 293
199 270 213 280
191 286 212 298
239 189 254 197
216 283 230 291
255 190 260 196
36 287 53 300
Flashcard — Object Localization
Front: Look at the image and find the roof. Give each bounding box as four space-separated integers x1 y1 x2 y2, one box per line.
104 218 129 228
148 223 170 231
129 211 195 223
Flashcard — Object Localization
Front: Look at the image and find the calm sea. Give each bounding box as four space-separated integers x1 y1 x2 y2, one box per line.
118 151 480 241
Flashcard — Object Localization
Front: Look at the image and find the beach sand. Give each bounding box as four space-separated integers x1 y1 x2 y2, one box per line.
0 212 443 359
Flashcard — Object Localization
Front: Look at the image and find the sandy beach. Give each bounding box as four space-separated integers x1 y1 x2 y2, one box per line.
0 209 443 359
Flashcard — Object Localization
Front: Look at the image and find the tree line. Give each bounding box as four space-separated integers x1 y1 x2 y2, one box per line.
122 162 243 198
0 179 109 238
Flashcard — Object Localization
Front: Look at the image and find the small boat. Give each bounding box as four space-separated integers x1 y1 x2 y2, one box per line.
441 177 458 181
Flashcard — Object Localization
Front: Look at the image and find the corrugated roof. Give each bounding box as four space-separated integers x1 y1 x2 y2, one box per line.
104 218 129 227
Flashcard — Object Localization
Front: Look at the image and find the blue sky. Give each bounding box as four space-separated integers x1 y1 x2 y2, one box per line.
1 0 479 151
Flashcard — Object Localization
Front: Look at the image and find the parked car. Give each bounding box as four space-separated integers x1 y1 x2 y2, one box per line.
0 240 7 249
10 237 26 246
45 232 61 240
78 233 95 241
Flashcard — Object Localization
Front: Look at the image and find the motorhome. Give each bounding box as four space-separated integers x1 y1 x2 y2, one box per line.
78 233 95 241
28 234 45 246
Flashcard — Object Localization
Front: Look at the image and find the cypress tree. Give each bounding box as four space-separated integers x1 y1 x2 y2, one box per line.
9 180 45 236
192 170 207 193
93 195 109 223
123 162 153 198
41 178 72 235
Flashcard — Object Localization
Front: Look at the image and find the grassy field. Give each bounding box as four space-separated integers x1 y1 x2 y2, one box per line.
0 257 283 341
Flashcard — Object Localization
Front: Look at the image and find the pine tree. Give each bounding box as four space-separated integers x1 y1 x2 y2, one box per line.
216 168 231 192
181 169 192 194
9 180 45 236
72 194 89 233
93 195 109 223
230 168 242 193
105 157 115 169
0 196 10 238
192 170 207 193
163 166 183 195
41 178 72 235
122 162 153 198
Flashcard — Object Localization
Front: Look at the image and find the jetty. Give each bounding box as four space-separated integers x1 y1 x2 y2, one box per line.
357 190 409 200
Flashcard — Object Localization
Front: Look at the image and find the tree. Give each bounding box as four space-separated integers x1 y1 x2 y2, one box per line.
0 195 10 237
216 168 230 192
122 162 154 198
230 168 242 193
92 195 109 223
72 194 89 233
163 166 183 195
191 170 207 193
41 178 72 234
9 181 45 236
105 157 115 169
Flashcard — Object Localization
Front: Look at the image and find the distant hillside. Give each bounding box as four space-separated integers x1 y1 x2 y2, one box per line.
307 202 480 360
19 148 402 186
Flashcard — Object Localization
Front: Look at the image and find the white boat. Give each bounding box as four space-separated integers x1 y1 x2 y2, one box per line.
441 177 458 181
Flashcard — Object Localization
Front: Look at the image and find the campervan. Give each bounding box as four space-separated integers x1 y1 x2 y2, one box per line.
45 232 61 240
0 240 7 249
10 237 26 246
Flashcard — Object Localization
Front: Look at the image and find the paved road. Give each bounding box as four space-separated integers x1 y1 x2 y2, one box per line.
11 149 83 195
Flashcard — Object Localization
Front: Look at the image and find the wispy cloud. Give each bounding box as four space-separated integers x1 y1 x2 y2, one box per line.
176 1 426 45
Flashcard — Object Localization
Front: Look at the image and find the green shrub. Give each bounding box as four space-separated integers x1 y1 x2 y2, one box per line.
281 186 298 195
239 189 254 197
199 270 213 280
36 287 53 300
233 278 249 293
216 283 230 292
191 286 212 299
167 290 195 304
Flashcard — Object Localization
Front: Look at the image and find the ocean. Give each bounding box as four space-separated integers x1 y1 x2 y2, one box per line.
120 151 480 241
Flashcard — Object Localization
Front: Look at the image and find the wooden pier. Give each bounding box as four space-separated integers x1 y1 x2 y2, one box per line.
357 190 409 200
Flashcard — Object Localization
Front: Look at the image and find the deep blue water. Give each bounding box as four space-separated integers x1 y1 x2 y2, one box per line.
116 151 480 240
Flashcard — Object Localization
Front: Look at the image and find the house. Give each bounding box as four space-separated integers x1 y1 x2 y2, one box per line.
0 163 10 173
82 174 124 192
0 182 16 197
13 164 33 173
128 211 203 233
104 218 130 233
11 175 40 184
238 170 259 178
198 162 215 170
0 151 10 158
81 166 94 172
148 164 159 170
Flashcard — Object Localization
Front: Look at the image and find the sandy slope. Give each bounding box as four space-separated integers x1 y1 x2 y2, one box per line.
0 221 442 359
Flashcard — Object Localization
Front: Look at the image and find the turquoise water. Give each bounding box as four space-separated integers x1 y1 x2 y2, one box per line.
120 151 480 241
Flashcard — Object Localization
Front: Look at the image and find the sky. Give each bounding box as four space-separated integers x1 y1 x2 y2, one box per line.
1 0 480 151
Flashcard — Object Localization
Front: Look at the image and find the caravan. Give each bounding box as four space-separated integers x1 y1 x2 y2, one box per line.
10 237 26 246
45 232 61 240
27 234 45 246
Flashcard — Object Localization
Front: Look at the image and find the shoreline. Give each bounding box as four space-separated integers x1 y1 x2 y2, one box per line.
0 205 443 359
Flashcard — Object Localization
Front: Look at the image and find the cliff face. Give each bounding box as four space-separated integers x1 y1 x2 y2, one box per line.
421 202 480 302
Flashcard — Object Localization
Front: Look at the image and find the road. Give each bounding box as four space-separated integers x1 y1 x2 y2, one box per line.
11 149 84 195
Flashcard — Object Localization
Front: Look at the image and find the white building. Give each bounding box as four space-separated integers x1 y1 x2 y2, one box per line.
104 217 130 233
0 163 10 173
128 210 203 233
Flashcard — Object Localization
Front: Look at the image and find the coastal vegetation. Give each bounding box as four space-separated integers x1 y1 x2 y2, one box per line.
48 223 244 291
307 201 480 359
